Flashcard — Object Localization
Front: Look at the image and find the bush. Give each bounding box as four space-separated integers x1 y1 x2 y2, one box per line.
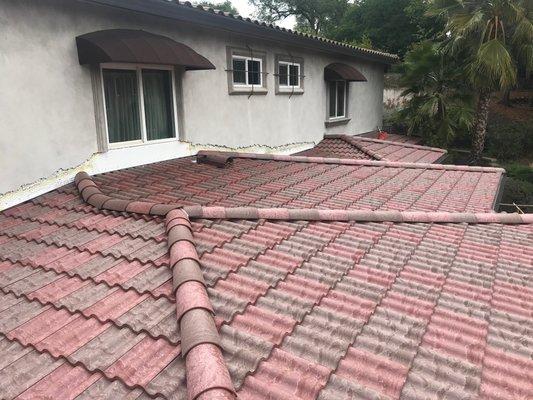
505 164 533 183
486 115 533 161
501 177 533 206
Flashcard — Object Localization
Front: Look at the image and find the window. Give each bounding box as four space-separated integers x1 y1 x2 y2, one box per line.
227 47 267 94
232 56 263 87
102 65 176 146
278 61 300 88
275 56 304 94
328 81 347 119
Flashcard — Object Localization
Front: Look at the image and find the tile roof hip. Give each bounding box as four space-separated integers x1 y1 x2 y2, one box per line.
333 134 448 153
74 172 526 224
195 151 505 173
183 207 532 224
165 209 236 399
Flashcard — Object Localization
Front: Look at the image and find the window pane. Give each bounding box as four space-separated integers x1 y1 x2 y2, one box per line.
289 64 299 87
103 69 142 143
337 81 345 117
329 81 337 118
247 59 261 85
232 59 246 84
279 64 288 86
142 69 174 141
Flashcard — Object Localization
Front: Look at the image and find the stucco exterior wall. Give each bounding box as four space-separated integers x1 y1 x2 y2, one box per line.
0 0 385 202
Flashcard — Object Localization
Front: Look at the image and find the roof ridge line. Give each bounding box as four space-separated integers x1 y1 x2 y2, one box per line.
195 150 505 173
166 209 236 400
337 135 383 160
73 172 527 224
336 134 448 153
182 206 532 224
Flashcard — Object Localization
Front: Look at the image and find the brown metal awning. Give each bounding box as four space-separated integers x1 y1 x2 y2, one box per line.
324 63 367 82
76 29 215 70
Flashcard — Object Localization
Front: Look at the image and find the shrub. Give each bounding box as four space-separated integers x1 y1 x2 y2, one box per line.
505 164 533 183
486 115 533 161
501 177 533 206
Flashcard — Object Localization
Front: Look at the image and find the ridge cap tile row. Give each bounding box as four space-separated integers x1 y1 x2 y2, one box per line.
195 150 504 173
73 172 528 224
331 134 448 153
166 209 236 399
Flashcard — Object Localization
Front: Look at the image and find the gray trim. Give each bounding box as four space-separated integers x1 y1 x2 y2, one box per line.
325 117 351 127
226 46 267 95
90 65 108 153
274 54 304 95
174 66 186 141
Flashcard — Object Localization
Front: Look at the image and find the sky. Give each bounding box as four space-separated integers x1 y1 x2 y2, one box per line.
222 0 296 29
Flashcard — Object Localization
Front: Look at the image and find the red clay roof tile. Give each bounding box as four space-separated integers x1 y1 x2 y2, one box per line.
298 135 447 163
1 152 531 399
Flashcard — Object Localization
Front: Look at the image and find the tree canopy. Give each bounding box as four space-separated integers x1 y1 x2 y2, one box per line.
334 0 443 57
250 0 349 35
250 0 443 56
195 1 239 14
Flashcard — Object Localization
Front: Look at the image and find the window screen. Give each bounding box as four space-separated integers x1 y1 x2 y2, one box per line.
289 64 299 87
329 81 337 118
142 69 174 141
232 58 246 84
328 80 347 118
279 64 288 86
336 81 345 117
247 59 261 85
103 69 142 143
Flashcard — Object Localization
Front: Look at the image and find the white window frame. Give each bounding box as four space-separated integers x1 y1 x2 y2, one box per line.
328 80 347 120
231 56 263 87
278 61 301 89
100 63 179 149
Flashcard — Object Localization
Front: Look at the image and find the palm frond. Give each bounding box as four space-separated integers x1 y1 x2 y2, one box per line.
470 39 517 89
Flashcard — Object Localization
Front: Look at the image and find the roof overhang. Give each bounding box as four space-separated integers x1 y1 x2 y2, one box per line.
75 29 215 70
324 63 367 82
81 0 399 64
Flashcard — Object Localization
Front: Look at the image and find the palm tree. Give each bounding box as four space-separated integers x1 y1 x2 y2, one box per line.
431 0 533 163
395 41 474 147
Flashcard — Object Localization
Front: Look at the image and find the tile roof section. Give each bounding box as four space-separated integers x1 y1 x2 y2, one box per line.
76 154 504 213
298 135 448 163
361 131 423 144
1 155 527 400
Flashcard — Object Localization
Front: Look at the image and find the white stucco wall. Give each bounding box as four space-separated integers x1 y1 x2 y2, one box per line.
0 0 386 207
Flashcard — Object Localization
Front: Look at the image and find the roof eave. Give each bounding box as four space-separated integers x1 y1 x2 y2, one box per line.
81 0 399 64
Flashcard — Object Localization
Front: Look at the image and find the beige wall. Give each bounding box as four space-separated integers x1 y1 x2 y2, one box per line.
0 0 385 197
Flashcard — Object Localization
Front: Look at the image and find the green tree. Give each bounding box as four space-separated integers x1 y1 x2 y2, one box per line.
393 42 474 146
249 0 349 35
431 0 533 162
334 0 443 57
195 1 238 14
